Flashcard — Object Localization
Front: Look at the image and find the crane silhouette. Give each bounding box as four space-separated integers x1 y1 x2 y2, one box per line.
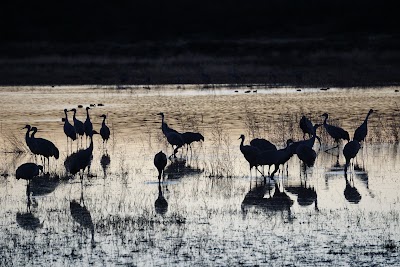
154 151 167 180
353 109 373 143
239 134 261 177
16 162 43 182
71 108 85 145
321 113 349 150
64 130 98 177
299 115 314 139
30 127 59 170
23 125 36 157
63 109 77 150
99 114 110 147
256 139 294 179
181 132 204 153
157 112 184 158
84 107 93 143
290 124 322 153
296 144 317 167
343 140 360 173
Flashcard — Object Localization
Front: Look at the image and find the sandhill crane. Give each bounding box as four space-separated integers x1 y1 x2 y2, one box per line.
257 139 294 179
71 108 85 144
181 132 204 153
16 163 43 182
63 109 76 149
157 112 179 135
250 138 277 152
343 140 360 173
84 107 93 142
100 114 110 146
30 127 59 170
23 125 36 155
300 115 314 139
64 130 98 177
353 109 373 143
290 124 322 153
154 151 167 180
157 113 184 158
239 134 261 177
321 113 349 150
296 144 317 167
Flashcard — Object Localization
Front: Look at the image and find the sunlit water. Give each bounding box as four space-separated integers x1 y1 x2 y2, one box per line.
0 85 400 266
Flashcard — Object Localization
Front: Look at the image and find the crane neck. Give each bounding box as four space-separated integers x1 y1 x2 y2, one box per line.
30 128 37 138
365 112 372 123
64 110 69 121
323 116 328 125
25 127 31 142
102 116 106 125
86 109 90 119
72 110 77 119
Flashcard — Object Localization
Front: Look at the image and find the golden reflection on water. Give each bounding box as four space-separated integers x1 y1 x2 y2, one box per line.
0 85 400 266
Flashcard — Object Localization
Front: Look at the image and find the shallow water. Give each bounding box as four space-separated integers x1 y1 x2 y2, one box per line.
1 85 400 266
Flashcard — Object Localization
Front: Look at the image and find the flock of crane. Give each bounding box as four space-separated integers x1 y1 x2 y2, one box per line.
15 106 373 189
238 109 373 180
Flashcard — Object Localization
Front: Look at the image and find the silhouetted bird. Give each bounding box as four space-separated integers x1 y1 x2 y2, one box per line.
157 113 184 158
250 138 277 151
239 134 261 176
343 140 360 173
321 113 349 149
155 182 168 215
16 163 43 182
290 124 322 153
30 127 59 169
99 114 110 145
154 151 167 180
181 132 204 152
71 108 85 142
23 125 36 155
300 115 314 139
64 130 98 176
84 107 93 140
257 139 294 178
296 144 317 167
63 109 77 146
353 109 373 143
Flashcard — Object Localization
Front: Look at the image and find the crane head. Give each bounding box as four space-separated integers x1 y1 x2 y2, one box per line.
238 134 245 140
369 109 374 114
64 108 68 113
70 108 77 112
100 114 107 118
22 125 31 130
86 107 91 110
157 112 164 117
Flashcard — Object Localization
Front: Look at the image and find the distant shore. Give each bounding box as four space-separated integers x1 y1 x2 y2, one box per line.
1 37 400 87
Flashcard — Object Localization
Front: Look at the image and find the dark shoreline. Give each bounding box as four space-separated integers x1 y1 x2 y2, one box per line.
1 36 400 87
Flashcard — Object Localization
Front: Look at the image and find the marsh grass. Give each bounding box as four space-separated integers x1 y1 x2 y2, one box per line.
1 130 27 154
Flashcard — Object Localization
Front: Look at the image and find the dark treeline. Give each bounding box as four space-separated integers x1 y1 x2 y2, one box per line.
1 0 398 42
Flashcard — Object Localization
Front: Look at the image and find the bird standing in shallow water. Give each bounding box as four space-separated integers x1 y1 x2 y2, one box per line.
63 109 77 151
239 134 260 177
100 114 110 147
71 108 85 146
343 140 360 173
300 115 314 139
30 127 59 171
157 113 184 158
321 113 349 151
84 107 93 144
154 151 167 180
353 109 373 143
181 132 204 154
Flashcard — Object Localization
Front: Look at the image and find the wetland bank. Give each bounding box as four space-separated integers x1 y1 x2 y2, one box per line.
1 85 400 266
